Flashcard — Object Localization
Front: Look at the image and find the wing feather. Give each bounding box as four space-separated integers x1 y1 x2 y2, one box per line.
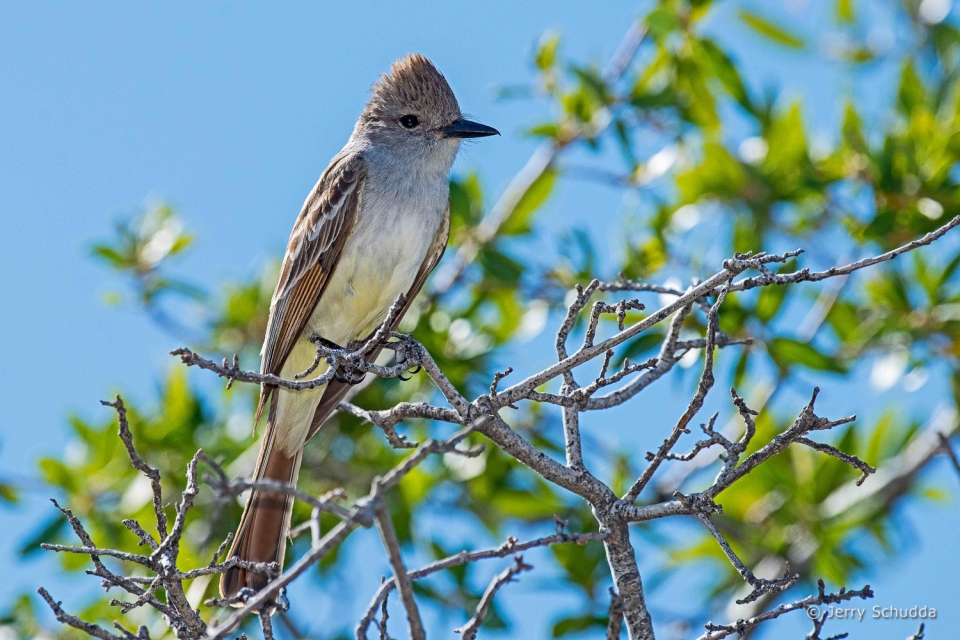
304 202 451 441
256 152 366 422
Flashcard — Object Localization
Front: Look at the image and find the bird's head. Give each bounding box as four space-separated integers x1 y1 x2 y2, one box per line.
357 54 498 172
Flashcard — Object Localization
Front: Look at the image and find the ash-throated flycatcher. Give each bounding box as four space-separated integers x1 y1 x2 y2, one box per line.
220 54 498 598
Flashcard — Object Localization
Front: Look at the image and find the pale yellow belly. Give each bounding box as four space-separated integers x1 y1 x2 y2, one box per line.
272 222 431 456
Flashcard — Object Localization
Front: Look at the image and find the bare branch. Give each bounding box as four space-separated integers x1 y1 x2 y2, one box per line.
727 216 960 293
39 543 151 564
557 280 601 385
258 609 275 640
43 213 956 640
703 389 868 498
599 517 655 639
491 218 960 409
337 399 464 448
379 579 392 640
455 555 532 640
623 283 729 501
212 427 479 639
795 436 875 486
356 530 606 639
619 388 874 527
805 609 848 640
938 432 960 485
606 587 625 640
573 299 693 412
172 343 411 392
111 575 163 614
102 397 168 538
674 490 798 604
38 588 125 640
201 452 353 520
209 532 234 567
122 519 159 550
698 579 874 639
373 503 425 640
150 449 200 562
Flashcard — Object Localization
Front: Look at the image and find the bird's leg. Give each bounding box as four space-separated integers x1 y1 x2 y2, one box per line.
336 369 368 385
394 339 422 382
310 335 367 385
313 336 345 351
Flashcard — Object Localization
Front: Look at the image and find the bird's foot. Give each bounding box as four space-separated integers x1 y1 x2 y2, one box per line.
395 346 422 382
311 334 368 385
334 368 368 385
313 335 346 351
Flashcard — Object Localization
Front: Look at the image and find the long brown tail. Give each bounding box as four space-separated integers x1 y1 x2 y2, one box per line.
219 375 355 599
220 400 303 599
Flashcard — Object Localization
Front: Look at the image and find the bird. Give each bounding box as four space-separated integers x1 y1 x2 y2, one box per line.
219 54 498 600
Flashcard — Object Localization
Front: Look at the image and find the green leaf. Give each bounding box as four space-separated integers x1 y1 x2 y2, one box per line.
91 245 127 267
827 300 860 343
0 482 17 504
755 283 787 323
478 248 524 285
551 539 606 596
675 55 719 129
898 59 927 116
733 348 750 388
17 514 66 557
449 173 483 227
920 486 950 502
768 338 846 373
570 65 611 104
697 38 749 106
841 102 867 151
764 102 808 176
535 32 561 71
630 86 677 109
501 169 557 235
836 0 855 23
552 614 607 637
676 143 745 203
738 9 805 49
38 458 79 492
645 7 680 40
937 252 960 289
840 46 875 64
865 413 892 466
615 331 664 366
526 122 561 139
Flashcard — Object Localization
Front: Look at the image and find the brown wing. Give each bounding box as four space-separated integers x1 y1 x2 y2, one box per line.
256 152 366 423
304 202 451 441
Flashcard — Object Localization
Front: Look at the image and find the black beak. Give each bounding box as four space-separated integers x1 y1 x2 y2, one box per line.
441 118 500 139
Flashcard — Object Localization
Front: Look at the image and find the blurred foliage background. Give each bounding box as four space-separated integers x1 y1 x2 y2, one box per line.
4 0 960 638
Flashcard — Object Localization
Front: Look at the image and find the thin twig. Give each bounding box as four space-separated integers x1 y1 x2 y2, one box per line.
37 588 124 640
373 503 425 640
624 283 729 501
356 530 606 639
606 587 625 640
938 432 960 485
102 397 168 538
455 555 532 640
698 579 874 639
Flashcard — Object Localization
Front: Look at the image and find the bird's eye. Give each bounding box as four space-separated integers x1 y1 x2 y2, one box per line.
399 115 419 129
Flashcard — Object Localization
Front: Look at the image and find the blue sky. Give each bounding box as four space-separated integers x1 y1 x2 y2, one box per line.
1 1 958 638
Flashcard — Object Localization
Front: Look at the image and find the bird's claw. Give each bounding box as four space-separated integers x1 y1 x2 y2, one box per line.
334 369 367 385
397 364 421 382
313 335 346 351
